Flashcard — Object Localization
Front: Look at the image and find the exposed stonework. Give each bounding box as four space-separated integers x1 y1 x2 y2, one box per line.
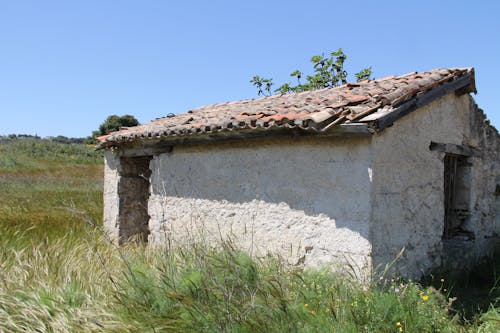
118 156 151 241
103 151 152 243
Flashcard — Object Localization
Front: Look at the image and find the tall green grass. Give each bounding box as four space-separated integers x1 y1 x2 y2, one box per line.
0 222 474 333
0 139 499 332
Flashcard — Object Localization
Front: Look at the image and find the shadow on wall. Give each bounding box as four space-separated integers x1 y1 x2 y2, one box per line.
147 136 373 240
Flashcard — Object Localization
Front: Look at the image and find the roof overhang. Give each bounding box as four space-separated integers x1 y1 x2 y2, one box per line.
106 123 373 156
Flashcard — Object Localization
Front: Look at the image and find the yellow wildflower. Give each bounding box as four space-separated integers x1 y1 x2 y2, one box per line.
422 294 429 301
304 303 308 307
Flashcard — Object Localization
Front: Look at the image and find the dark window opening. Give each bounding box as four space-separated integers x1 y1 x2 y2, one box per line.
118 156 153 243
443 154 472 239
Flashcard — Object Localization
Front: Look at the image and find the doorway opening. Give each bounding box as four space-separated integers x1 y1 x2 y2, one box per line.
118 156 153 242
443 154 472 239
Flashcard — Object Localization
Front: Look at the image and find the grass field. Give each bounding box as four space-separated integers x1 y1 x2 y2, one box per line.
0 139 102 239
0 138 499 332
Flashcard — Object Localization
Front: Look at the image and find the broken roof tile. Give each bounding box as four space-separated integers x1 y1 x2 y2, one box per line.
98 68 475 147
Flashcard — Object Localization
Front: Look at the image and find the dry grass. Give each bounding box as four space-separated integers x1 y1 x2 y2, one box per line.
0 139 498 332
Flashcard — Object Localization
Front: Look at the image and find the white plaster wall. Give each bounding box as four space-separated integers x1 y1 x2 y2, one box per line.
103 150 121 241
148 137 373 278
371 93 500 277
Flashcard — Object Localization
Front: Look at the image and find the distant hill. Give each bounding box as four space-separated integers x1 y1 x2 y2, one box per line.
0 136 102 171
0 134 93 145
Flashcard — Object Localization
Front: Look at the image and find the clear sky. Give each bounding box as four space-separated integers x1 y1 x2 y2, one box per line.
1 0 499 138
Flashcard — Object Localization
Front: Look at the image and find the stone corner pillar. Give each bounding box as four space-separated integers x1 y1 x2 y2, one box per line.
103 149 121 243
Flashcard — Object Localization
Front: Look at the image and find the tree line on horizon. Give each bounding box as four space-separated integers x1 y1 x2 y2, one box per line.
2 114 140 145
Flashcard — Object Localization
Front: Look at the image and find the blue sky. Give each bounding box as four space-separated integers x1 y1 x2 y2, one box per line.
1 0 499 137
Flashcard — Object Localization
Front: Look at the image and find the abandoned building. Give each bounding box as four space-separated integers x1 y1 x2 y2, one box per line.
98 68 500 279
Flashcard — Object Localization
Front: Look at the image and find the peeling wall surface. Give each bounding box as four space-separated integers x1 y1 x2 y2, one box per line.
147 137 373 277
371 93 500 277
462 96 500 268
102 92 500 279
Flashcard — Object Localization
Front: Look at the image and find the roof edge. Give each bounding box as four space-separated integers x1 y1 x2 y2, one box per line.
97 123 373 151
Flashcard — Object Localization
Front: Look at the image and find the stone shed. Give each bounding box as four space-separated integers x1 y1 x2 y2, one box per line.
98 68 500 279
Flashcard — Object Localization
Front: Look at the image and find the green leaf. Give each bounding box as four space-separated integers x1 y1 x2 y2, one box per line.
311 55 323 64
275 83 291 94
355 67 372 82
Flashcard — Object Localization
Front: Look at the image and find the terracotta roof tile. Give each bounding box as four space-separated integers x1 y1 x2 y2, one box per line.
98 68 475 147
